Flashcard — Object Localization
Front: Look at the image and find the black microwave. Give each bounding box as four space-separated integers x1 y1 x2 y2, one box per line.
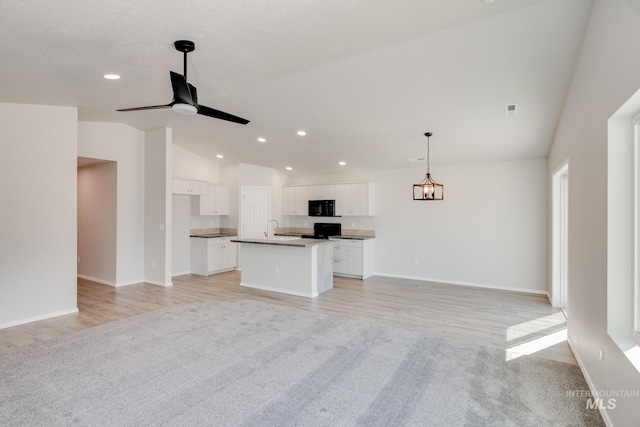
309 199 336 217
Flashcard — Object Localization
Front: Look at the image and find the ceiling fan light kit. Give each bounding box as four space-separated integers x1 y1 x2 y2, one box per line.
172 103 197 115
116 40 249 125
413 132 444 201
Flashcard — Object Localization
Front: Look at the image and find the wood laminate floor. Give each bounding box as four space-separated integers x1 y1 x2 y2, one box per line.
0 271 575 365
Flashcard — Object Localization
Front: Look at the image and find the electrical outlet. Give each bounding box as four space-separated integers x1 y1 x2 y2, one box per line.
152 261 156 268
275 266 280 274
352 222 356 228
415 258 419 265
159 223 165 231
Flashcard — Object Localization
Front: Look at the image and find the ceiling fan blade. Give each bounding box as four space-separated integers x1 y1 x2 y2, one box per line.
170 71 193 105
117 104 172 112
197 105 250 125
188 84 198 105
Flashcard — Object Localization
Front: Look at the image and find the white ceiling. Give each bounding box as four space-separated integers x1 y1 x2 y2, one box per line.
0 0 591 176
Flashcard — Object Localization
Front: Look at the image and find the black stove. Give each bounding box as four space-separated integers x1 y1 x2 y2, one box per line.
302 222 341 239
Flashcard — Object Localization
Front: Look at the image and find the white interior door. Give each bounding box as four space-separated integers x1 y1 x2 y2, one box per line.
240 186 271 238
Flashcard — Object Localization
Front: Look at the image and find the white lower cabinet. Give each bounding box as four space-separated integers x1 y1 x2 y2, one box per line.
190 236 237 276
330 238 374 279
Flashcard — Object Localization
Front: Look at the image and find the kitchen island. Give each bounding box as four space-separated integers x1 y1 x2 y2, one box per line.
231 237 333 298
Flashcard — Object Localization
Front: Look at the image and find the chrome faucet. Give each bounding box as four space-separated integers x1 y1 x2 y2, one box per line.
266 219 279 240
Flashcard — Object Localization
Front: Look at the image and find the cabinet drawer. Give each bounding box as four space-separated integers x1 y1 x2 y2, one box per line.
207 237 232 245
333 259 347 274
333 245 348 260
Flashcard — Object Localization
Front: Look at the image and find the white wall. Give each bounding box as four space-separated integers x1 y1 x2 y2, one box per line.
78 122 145 285
289 159 547 293
0 103 78 327
173 145 220 182
144 128 172 286
77 161 117 284
547 0 640 424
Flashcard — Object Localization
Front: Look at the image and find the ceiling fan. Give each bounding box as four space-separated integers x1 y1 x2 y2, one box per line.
117 40 250 125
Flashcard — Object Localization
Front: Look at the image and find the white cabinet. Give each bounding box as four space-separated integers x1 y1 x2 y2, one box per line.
172 178 208 196
335 182 373 216
331 238 375 279
190 236 237 276
192 184 230 215
308 184 336 201
282 186 309 215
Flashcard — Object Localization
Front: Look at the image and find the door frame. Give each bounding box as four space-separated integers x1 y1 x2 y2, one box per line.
551 160 569 309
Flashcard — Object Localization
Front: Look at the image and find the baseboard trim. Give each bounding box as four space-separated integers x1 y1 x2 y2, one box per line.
172 270 190 277
567 338 613 427
240 282 317 299
77 275 143 288
374 272 547 295
0 308 79 330
144 279 173 287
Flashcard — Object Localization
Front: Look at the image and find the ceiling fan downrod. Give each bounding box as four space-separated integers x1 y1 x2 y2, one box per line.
174 40 195 81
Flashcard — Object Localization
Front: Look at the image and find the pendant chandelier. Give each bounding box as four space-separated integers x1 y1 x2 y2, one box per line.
413 132 444 200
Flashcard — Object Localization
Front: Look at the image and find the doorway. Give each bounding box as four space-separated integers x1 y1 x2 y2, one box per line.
551 161 569 311
77 157 117 285
240 186 271 238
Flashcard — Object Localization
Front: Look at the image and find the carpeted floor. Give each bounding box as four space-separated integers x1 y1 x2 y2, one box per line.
0 300 603 426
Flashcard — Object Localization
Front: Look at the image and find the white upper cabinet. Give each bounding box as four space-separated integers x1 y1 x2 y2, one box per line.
282 186 309 215
308 184 336 200
335 182 373 216
192 184 230 215
172 179 208 196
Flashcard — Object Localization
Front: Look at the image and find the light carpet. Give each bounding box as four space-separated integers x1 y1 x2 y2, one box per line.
0 300 603 426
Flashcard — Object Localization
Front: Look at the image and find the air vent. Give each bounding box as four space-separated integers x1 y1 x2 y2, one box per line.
505 104 518 118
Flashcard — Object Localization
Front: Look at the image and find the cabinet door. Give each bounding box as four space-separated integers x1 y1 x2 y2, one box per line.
321 184 336 200
221 243 237 269
195 184 215 215
335 184 351 216
190 180 208 196
349 183 369 216
294 186 309 216
346 247 363 275
207 243 223 272
308 185 322 200
282 187 296 215
173 179 208 196
172 179 191 195
214 185 230 215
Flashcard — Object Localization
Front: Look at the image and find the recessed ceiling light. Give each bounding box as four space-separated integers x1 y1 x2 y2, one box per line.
103 74 120 80
297 130 306 136
216 154 224 159
286 166 293 171
339 161 346 166
257 137 266 143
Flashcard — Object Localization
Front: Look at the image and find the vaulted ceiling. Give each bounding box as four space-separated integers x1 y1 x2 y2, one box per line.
0 0 591 175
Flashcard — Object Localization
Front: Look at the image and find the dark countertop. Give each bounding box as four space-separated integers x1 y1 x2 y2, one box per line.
190 234 237 238
329 235 375 240
274 233 375 240
231 238 333 247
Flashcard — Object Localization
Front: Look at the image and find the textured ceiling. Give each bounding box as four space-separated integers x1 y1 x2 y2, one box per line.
0 0 592 176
